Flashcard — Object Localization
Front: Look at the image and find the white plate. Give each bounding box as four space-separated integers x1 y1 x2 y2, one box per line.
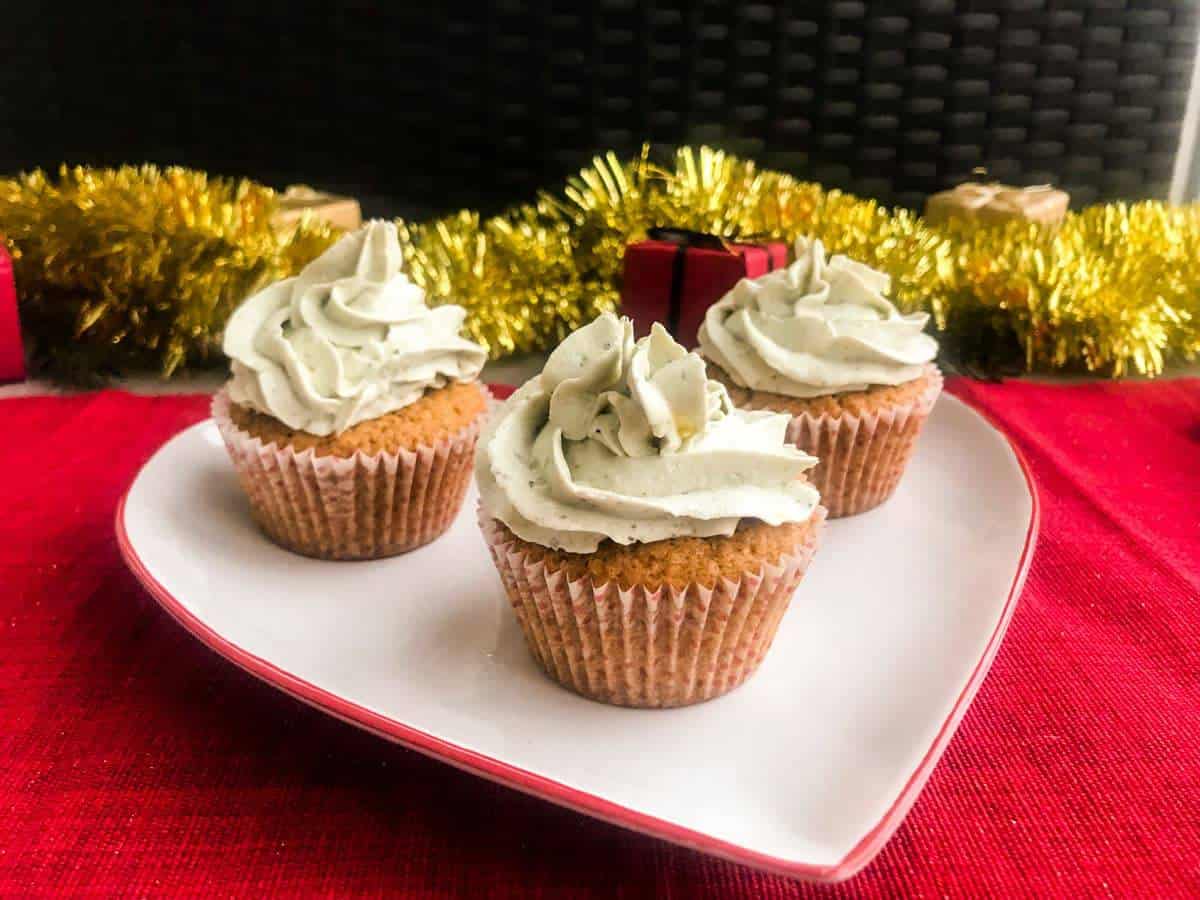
118 393 1036 882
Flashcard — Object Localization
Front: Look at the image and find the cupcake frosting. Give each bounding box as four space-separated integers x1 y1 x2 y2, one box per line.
224 220 486 435
477 313 820 553
698 237 938 397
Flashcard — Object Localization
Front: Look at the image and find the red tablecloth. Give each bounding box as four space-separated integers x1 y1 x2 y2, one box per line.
2 379 1198 897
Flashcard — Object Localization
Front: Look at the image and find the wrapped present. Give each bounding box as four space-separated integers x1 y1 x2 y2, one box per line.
272 185 362 232
924 182 1070 227
0 245 24 383
620 228 788 347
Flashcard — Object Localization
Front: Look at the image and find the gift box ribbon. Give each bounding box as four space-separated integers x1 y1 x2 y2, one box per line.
645 227 741 335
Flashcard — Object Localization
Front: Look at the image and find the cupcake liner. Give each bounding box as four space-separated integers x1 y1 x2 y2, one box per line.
771 366 943 518
213 390 483 560
479 508 826 708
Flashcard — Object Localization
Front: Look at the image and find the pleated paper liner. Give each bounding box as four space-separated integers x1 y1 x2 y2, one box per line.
213 389 484 560
739 366 943 519
479 509 826 708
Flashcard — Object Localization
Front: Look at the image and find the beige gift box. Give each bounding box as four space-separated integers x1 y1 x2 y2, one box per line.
925 182 1069 227
272 185 363 232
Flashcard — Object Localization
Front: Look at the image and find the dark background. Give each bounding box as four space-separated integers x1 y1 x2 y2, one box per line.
3 1 1196 219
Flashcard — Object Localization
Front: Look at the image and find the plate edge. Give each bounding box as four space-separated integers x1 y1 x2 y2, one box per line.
115 393 1040 883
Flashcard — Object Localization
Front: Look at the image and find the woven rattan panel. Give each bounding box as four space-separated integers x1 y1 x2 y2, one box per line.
2 1 1195 213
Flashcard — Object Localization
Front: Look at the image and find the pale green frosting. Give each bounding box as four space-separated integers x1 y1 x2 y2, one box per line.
698 237 938 397
476 313 820 553
224 220 486 435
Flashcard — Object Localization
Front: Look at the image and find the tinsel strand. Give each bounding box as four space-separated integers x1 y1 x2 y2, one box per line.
2 150 1198 380
0 164 337 380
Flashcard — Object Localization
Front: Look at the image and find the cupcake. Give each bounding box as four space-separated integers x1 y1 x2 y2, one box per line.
476 313 825 708
214 220 488 560
698 237 941 518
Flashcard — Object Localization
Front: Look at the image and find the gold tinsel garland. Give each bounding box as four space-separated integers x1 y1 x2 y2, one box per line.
0 165 338 380
2 149 1198 380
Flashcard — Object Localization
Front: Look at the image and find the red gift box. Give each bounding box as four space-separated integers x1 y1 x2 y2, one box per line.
0 245 24 384
620 228 788 348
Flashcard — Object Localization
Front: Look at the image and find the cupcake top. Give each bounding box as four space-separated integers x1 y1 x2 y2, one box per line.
477 313 820 553
224 220 486 436
698 236 938 398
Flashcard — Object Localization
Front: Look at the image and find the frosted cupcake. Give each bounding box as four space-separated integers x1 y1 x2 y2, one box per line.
214 220 488 559
476 313 825 708
698 237 941 518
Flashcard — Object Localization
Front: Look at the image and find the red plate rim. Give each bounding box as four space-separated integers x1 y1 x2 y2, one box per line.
114 387 1039 883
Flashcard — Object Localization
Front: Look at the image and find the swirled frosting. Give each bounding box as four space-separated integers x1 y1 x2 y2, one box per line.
476 313 820 552
223 220 486 435
698 237 938 397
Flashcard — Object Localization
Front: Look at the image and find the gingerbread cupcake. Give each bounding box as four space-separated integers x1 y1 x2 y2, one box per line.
698 237 941 518
476 313 826 708
214 220 488 559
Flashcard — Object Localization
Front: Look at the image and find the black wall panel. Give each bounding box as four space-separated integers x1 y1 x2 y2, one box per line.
2 1 1194 217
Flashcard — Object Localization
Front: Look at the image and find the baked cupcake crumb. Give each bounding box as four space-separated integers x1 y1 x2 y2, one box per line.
489 514 822 590
708 362 938 419
229 380 488 457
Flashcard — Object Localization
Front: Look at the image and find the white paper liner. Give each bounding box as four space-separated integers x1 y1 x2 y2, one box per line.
213 389 484 560
735 366 943 519
479 508 826 708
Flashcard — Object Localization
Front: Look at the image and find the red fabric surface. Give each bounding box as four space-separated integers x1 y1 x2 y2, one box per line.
2 380 1199 896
